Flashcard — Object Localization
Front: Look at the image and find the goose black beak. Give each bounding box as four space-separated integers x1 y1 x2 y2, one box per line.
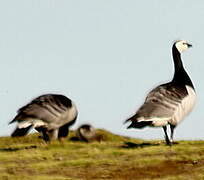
187 43 192 48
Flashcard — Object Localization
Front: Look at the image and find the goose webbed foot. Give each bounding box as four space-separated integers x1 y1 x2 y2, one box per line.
165 136 172 146
170 124 176 144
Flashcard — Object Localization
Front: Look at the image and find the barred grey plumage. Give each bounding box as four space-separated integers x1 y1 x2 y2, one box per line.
125 40 196 145
9 94 78 142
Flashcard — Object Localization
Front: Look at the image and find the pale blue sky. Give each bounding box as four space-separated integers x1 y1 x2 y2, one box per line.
0 1 203 140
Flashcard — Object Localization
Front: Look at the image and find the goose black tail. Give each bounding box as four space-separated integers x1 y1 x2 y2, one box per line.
11 125 32 137
127 121 153 129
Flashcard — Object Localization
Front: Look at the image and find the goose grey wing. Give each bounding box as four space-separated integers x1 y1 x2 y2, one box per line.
130 83 188 121
10 94 72 124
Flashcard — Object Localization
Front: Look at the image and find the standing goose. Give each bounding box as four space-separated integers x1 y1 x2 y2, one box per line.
125 40 196 145
9 94 78 142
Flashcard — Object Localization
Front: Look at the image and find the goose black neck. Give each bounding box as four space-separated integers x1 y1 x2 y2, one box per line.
172 45 183 72
172 44 194 89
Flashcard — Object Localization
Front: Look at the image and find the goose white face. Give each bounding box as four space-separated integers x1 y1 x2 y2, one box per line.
175 40 192 53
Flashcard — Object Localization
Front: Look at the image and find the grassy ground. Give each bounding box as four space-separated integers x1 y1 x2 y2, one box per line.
0 129 203 180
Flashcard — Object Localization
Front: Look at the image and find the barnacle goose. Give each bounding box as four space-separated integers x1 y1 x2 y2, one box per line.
125 40 196 145
9 94 78 142
76 124 96 142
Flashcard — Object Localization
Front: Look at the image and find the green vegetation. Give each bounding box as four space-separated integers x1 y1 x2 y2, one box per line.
0 129 203 180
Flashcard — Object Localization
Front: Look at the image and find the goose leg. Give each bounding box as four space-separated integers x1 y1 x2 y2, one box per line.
42 130 50 143
170 125 176 144
163 126 171 145
58 124 69 139
35 127 50 143
48 129 59 141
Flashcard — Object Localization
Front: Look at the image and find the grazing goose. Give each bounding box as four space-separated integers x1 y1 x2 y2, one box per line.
125 40 196 145
76 124 96 142
9 94 78 142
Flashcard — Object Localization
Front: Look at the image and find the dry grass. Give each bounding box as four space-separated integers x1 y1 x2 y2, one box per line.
0 129 203 180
